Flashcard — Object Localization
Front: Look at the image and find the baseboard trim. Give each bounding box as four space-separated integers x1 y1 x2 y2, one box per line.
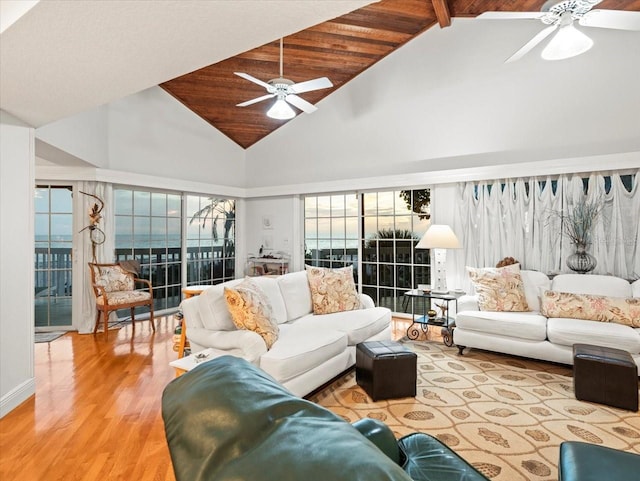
0 377 35 418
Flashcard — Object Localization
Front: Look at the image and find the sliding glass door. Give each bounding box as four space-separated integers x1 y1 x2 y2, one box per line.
34 185 73 329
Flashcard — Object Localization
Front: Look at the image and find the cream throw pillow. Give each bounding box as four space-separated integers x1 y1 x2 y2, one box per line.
224 277 279 349
467 264 530 312
540 290 640 327
305 265 360 315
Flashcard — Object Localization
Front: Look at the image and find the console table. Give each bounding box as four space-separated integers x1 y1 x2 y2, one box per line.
403 290 465 347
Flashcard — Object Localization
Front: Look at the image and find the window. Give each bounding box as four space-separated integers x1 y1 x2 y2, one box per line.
304 194 359 275
303 189 431 314
34 185 73 328
361 189 430 313
115 189 182 312
186 196 235 286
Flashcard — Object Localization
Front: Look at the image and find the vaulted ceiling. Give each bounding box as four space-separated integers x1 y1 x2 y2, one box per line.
160 0 640 149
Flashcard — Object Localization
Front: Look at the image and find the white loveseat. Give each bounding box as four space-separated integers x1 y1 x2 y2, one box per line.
454 272 640 373
180 270 392 396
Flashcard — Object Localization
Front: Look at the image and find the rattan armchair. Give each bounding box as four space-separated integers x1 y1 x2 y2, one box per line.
88 262 155 338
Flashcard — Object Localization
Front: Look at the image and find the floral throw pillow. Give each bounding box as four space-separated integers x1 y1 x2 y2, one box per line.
305 265 360 315
224 277 279 349
467 264 530 312
540 290 640 327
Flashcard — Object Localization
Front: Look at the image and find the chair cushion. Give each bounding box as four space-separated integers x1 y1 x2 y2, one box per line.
551 274 633 298
259 324 347 382
97 290 151 306
277 270 313 321
547 317 640 354
455 311 548 341
467 264 529 312
294 307 391 345
94 265 134 293
197 279 244 331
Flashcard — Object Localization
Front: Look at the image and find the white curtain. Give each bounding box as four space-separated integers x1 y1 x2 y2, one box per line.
454 171 639 290
75 181 114 334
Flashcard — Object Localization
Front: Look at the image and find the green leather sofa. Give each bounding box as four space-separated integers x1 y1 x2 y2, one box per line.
162 356 490 481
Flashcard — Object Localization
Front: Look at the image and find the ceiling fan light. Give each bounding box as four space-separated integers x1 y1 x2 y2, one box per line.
541 23 593 61
267 98 295 120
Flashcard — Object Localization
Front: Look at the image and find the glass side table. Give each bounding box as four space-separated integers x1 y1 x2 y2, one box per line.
403 289 465 347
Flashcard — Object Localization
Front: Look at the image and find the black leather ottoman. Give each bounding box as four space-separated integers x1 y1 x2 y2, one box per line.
356 340 417 401
559 441 640 481
573 343 638 411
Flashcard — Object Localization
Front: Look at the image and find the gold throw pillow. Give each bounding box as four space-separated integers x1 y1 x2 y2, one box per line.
467 264 530 312
224 277 279 349
540 290 640 327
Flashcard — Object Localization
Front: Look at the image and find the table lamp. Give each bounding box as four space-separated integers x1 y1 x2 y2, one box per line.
416 224 461 294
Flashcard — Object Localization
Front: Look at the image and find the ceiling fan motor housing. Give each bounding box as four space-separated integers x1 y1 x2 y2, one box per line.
267 77 294 95
541 0 601 24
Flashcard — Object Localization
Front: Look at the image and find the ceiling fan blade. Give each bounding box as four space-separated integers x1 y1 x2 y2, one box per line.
236 93 275 107
234 72 272 90
290 77 333 94
477 11 544 20
285 94 317 114
579 9 640 31
505 24 558 63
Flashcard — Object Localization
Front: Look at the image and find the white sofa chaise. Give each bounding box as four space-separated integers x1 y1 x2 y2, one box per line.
180 270 392 396
454 272 640 373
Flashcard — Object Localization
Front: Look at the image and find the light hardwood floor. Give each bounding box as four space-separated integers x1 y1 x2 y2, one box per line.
0 315 417 481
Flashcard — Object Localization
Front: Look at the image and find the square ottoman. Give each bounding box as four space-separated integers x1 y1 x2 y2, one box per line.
573 343 638 412
356 340 417 401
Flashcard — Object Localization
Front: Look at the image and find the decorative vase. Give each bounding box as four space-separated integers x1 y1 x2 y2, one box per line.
566 243 597 274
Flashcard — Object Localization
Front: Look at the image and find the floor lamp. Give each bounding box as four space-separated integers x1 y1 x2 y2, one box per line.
416 224 461 294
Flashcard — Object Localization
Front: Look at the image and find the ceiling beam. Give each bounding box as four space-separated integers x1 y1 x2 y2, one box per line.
432 0 451 28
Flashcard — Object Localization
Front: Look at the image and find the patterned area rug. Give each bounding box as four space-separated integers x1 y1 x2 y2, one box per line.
310 340 640 481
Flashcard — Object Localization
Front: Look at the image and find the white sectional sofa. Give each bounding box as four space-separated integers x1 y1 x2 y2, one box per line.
454 272 640 373
180 270 392 396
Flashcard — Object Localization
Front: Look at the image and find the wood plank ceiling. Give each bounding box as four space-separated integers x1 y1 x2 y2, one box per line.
160 0 640 149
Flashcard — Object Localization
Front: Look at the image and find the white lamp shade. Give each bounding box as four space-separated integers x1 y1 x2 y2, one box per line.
416 224 461 249
541 24 593 61
267 98 295 120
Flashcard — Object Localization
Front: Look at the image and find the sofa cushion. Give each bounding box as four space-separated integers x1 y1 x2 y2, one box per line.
541 290 640 327
224 278 279 349
259 324 348 382
251 276 288 324
521 270 551 312
551 274 633 298
547 318 640 354
467 264 530 312
197 279 244 331
294 306 391 345
633 279 640 298
455 311 548 341
277 270 313 321
306 265 360 315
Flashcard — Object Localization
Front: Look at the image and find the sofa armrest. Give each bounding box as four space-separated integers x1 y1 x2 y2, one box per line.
457 295 479 312
187 327 267 364
352 418 400 465
359 293 375 309
399 432 490 481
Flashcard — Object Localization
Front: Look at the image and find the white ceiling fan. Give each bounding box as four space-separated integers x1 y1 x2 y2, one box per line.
478 0 640 62
235 38 333 120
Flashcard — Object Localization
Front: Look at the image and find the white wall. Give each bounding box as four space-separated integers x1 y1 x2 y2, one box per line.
0 110 35 417
243 196 301 272
107 87 246 187
245 18 640 188
36 105 109 167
